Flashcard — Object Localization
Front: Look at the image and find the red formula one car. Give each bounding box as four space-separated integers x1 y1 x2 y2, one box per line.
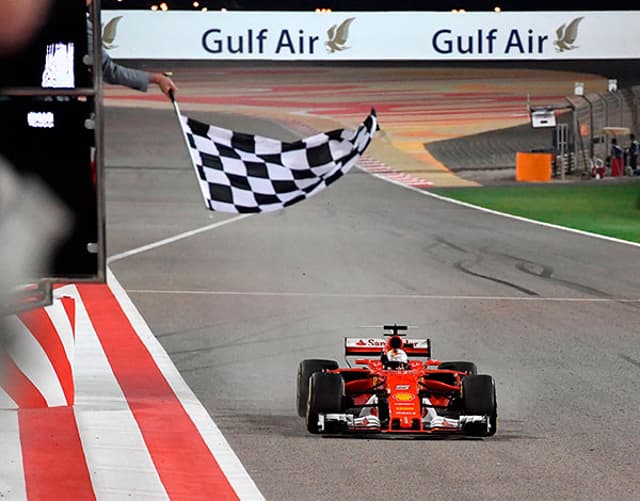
296 325 497 437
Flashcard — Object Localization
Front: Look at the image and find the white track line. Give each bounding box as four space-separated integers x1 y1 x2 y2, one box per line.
71 282 169 500
124 289 640 302
421 186 640 249
107 269 265 501
107 215 252 264
0 411 25 500
108 162 637 266
358 159 640 248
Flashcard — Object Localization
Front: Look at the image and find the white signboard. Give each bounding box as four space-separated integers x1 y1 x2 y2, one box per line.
530 110 557 128
101 11 640 61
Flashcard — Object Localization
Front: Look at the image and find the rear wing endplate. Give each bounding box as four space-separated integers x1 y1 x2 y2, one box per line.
344 338 431 358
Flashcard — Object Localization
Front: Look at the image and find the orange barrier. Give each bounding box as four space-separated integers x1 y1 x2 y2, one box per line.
515 152 552 182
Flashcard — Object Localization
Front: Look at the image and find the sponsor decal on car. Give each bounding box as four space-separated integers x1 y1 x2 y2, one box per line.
392 392 415 402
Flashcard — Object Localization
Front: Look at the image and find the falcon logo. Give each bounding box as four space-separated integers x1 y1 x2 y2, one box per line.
102 16 123 50
554 17 583 52
325 17 355 53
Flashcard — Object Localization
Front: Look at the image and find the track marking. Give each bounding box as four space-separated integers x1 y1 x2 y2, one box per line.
3 316 65 407
356 151 640 248
619 354 640 369
105 269 265 501
384 181 640 248
19 407 95 500
77 282 241 500
16 308 74 405
107 214 252 264
0 411 25 499
70 283 170 499
358 156 434 188
125 289 640 302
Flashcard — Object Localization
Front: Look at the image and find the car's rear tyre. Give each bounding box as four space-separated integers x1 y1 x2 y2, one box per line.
296 359 339 417
462 374 497 437
438 361 478 376
306 372 344 434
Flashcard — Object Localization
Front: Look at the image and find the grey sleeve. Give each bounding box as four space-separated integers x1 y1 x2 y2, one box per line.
87 17 149 92
101 48 149 92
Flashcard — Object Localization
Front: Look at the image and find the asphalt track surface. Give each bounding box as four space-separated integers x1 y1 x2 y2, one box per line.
105 64 640 500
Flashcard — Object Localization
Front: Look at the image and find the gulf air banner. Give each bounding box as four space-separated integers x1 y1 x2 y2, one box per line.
101 11 640 60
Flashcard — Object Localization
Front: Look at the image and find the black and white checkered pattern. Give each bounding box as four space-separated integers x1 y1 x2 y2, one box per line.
179 110 377 213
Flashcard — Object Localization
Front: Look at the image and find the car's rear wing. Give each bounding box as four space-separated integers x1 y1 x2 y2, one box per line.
344 338 431 358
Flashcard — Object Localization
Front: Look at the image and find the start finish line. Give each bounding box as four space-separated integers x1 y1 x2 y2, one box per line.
101 10 640 61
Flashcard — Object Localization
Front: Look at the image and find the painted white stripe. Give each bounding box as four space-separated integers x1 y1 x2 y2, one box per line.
358 165 441 193
107 268 265 501
0 410 26 501
68 285 169 500
107 214 252 264
124 289 640 302
4 316 66 407
43 298 75 372
358 157 433 187
0 387 18 409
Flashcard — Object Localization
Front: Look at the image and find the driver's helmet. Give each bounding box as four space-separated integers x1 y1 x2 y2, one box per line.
386 348 408 370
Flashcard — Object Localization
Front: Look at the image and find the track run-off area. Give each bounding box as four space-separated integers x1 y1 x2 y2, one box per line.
104 64 640 500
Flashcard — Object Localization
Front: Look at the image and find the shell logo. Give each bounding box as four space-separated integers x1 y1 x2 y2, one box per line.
392 392 415 402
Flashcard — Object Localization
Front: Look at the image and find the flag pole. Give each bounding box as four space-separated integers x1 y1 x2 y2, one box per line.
164 70 183 125
166 84 210 210
168 88 181 120
168 88 192 161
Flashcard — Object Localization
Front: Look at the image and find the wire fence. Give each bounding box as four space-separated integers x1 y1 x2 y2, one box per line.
564 87 640 176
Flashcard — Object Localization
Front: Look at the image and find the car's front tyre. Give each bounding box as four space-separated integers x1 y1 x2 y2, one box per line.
296 359 339 418
306 372 344 434
462 374 497 437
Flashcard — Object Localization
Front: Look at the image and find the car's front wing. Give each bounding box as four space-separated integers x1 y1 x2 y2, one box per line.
317 413 490 435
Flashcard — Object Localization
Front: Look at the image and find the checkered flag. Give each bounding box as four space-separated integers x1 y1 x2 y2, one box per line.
177 109 377 213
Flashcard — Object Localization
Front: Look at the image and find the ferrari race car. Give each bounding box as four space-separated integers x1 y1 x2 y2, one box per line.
296 325 497 437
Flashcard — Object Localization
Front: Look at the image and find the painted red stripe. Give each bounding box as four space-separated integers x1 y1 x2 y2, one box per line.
60 296 76 338
77 284 239 501
19 406 95 500
18 307 74 405
0 352 47 408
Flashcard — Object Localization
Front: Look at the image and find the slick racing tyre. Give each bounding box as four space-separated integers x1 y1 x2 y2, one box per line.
462 375 497 437
296 359 339 417
438 361 478 376
306 372 344 434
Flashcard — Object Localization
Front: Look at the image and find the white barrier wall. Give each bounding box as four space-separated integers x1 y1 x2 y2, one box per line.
101 10 640 61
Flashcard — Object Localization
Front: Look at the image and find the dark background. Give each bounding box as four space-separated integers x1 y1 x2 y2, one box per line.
0 0 100 280
101 1 633 11
0 0 90 89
